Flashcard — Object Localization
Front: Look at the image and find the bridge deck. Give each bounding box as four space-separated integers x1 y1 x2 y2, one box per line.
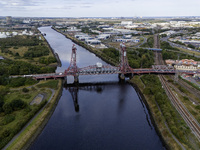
27 68 198 80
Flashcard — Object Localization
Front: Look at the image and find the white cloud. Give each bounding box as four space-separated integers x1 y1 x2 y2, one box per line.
0 0 199 17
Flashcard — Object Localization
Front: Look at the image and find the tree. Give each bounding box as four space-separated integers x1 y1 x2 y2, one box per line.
3 103 13 114
10 99 27 111
188 44 195 49
22 88 29 93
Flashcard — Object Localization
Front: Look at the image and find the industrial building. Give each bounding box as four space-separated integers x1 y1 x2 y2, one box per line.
85 39 101 45
97 34 110 40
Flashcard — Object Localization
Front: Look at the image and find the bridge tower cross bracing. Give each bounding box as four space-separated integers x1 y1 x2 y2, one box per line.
65 44 79 83
119 43 132 79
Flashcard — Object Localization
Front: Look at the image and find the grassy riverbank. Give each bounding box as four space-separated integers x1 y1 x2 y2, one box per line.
5 79 62 150
0 28 62 149
130 75 200 150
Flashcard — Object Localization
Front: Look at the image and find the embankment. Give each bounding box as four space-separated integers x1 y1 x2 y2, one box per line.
6 80 63 150
128 77 183 150
39 29 62 67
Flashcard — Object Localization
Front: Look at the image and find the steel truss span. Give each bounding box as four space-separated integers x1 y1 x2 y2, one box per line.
32 44 199 80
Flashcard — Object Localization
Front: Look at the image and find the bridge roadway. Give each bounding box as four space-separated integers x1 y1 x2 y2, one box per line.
15 64 199 80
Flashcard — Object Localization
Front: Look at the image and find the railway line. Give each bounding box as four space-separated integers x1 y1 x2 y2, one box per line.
155 50 200 141
160 75 200 141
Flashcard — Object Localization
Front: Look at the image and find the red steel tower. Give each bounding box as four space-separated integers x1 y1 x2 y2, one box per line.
65 44 79 82
119 43 132 79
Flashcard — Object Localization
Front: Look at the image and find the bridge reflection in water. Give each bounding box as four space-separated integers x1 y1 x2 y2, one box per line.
64 82 119 112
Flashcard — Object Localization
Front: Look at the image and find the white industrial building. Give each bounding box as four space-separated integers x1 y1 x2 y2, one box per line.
67 26 81 32
121 21 133 25
74 33 96 41
85 39 101 45
159 30 177 36
0 32 7 38
97 34 110 40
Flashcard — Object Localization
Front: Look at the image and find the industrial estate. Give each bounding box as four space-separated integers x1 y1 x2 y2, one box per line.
0 16 200 150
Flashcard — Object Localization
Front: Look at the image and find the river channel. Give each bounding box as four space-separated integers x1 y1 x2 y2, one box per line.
30 26 165 150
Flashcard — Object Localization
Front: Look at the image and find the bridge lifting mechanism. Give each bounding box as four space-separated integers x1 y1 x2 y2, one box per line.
32 44 200 81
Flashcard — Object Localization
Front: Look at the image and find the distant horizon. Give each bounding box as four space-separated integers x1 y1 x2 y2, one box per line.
0 0 200 18
0 16 200 19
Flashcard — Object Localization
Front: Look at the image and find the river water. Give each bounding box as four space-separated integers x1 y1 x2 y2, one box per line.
30 27 165 150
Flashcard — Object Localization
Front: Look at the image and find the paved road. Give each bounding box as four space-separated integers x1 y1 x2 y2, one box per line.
161 37 200 54
136 36 147 48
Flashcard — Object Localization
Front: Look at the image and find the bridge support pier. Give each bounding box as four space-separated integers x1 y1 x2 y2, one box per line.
74 75 79 84
118 73 125 82
129 73 133 80
64 76 67 85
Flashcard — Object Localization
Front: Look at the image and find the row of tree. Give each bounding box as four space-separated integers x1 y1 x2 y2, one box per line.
0 59 56 76
140 37 154 48
127 48 154 68
39 56 57 65
141 75 190 144
0 36 40 47
24 45 49 58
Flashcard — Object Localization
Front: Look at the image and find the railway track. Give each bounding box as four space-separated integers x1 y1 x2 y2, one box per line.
160 75 200 141
154 51 200 141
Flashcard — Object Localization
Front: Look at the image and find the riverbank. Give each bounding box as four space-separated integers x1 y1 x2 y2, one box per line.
5 80 63 150
39 30 62 67
128 78 181 150
129 75 200 150
52 26 117 66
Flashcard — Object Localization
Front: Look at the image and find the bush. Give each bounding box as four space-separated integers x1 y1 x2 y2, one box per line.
102 47 119 63
22 88 29 93
183 96 189 101
24 45 49 58
2 115 15 125
3 103 13 114
39 56 57 65
143 87 152 95
2 129 10 138
9 78 26 87
10 99 27 111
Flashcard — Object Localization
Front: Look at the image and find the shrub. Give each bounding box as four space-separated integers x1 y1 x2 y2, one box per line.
22 88 29 93
10 99 27 111
3 103 13 114
2 115 15 125
2 129 10 137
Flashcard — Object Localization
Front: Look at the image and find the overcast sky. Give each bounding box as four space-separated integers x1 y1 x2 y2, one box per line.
0 0 200 17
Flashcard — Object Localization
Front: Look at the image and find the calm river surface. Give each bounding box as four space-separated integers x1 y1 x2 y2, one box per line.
30 27 165 150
